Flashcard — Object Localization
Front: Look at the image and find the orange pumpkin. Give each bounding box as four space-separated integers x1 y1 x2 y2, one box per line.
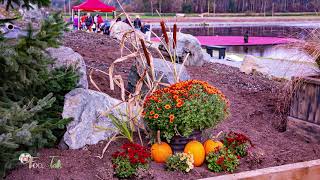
184 140 205 167
151 130 173 163
203 139 223 155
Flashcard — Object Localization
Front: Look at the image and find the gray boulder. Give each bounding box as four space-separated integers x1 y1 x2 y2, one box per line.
110 21 146 41
62 88 129 149
20 5 43 23
240 55 269 75
162 32 208 66
47 46 88 89
153 58 190 84
128 58 190 94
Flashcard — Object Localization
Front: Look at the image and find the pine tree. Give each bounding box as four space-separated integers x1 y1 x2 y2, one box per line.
0 0 51 10
0 12 79 178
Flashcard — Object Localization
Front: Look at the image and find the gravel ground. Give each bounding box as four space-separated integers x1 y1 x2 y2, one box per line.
5 31 320 180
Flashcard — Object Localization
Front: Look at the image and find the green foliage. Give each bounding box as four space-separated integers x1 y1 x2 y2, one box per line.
228 0 236 13
206 147 240 173
0 13 78 177
35 67 79 119
166 153 194 173
143 12 176 17
107 112 134 143
112 143 150 179
1 0 51 11
112 157 137 179
0 94 69 175
143 80 229 143
222 132 252 158
0 13 68 100
50 157 62 169
181 3 192 13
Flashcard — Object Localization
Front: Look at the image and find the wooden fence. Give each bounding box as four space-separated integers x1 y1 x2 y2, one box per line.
288 77 320 143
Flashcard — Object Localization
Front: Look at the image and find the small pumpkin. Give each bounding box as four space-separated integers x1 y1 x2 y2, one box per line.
184 140 205 167
203 139 223 155
151 130 173 163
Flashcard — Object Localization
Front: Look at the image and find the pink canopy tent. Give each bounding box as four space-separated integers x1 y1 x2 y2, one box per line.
72 0 116 30
72 0 116 12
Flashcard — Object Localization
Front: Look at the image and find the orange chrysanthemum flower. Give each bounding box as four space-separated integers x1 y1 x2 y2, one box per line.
176 99 183 103
169 114 175 120
154 114 159 119
150 111 155 115
176 102 184 108
164 104 171 109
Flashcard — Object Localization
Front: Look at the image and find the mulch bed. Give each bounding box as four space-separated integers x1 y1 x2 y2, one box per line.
6 31 320 180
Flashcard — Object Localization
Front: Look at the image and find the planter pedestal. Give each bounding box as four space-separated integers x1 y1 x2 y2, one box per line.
287 76 320 143
169 131 202 153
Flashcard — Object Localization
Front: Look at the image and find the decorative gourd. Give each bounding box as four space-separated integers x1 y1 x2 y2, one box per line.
151 130 173 163
204 131 224 156
184 140 205 167
203 140 223 155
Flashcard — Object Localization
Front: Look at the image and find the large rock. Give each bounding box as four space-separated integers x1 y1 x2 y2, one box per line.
0 7 26 39
110 21 146 41
161 32 209 66
153 58 190 84
62 88 131 149
47 46 88 89
240 55 269 75
0 7 16 20
128 58 190 94
20 5 43 23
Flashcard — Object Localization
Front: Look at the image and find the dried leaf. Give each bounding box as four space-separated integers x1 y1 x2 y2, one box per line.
89 69 103 92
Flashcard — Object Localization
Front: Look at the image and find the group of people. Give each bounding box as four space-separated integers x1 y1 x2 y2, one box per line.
116 16 149 33
73 13 111 34
72 14 149 35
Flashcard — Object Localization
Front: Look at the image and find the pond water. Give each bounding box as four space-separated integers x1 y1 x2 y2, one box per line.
152 25 317 59
177 26 313 39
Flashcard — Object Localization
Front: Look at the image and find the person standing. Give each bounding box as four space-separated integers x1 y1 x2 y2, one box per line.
73 14 79 30
85 13 94 32
116 16 121 22
133 15 142 30
123 17 130 25
93 14 98 32
81 13 87 30
97 15 104 32
244 31 249 43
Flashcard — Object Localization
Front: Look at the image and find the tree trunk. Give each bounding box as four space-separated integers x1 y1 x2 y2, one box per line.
151 0 154 15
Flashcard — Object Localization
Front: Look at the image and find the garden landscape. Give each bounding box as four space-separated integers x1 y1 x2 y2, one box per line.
1 0 320 180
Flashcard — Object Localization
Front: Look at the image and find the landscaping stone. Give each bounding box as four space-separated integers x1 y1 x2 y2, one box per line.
110 21 146 41
20 5 43 23
162 32 210 66
127 58 190 94
62 88 129 149
47 46 88 89
240 55 269 75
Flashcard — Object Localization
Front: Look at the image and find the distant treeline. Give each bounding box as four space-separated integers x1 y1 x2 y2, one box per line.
53 0 320 14
118 0 319 14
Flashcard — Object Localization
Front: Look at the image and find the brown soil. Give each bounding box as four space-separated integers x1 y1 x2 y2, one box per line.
6 31 320 180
